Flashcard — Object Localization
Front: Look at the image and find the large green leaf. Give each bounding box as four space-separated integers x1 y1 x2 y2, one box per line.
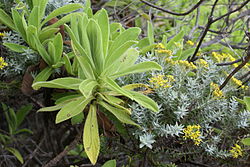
165 30 184 50
102 160 116 167
86 19 104 74
3 43 28 53
63 53 74 75
65 24 95 70
37 104 64 112
79 79 98 98
28 6 40 27
56 96 93 123
71 15 80 41
107 48 139 75
128 90 159 112
33 67 54 83
12 9 27 41
42 13 81 30
98 101 138 126
95 9 109 58
83 104 100 165
39 28 59 43
74 46 96 79
147 21 154 45
32 34 52 65
26 25 37 49
108 27 141 55
53 33 63 63
97 93 131 114
38 0 49 21
111 61 162 78
16 104 32 127
0 9 16 30
32 77 83 90
55 94 82 105
48 41 56 63
109 22 122 40
78 14 91 57
105 40 137 69
6 147 24 164
104 77 133 100
175 47 195 60
41 3 83 26
244 96 250 111
241 137 250 146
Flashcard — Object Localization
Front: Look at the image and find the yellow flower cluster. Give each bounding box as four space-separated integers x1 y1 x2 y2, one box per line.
149 74 175 88
212 52 227 62
165 58 175 65
186 40 195 46
212 52 240 67
229 144 243 158
183 125 202 145
165 58 197 69
210 82 223 98
196 59 209 68
156 43 165 49
155 43 173 56
177 60 197 69
231 76 248 90
156 49 173 55
0 57 8 69
0 32 5 37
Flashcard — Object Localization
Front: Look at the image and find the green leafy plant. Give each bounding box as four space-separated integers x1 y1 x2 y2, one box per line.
0 0 83 81
31 1 161 165
102 159 116 167
0 103 33 164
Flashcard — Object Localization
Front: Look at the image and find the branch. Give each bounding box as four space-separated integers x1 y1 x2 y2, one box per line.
189 0 219 62
216 58 242 66
189 0 250 62
212 0 250 23
139 0 205 16
43 132 81 167
219 42 250 90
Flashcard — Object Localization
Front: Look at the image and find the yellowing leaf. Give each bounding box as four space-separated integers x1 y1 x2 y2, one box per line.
84 104 100 165
56 96 93 124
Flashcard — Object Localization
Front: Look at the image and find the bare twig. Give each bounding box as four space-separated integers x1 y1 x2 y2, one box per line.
216 58 242 66
43 132 81 167
240 71 250 80
212 0 250 23
189 0 219 62
140 0 205 16
189 0 250 62
219 36 250 90
22 138 45 167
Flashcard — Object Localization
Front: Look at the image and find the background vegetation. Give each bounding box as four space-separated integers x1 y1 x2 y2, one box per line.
1 0 250 166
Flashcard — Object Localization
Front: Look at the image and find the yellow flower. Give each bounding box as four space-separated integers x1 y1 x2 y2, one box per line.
149 74 175 88
0 57 8 69
210 82 223 98
183 125 202 145
212 52 227 62
156 49 173 56
186 40 195 46
0 32 5 37
177 60 197 69
196 59 209 68
165 58 176 65
229 76 247 90
156 43 165 49
230 144 243 158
